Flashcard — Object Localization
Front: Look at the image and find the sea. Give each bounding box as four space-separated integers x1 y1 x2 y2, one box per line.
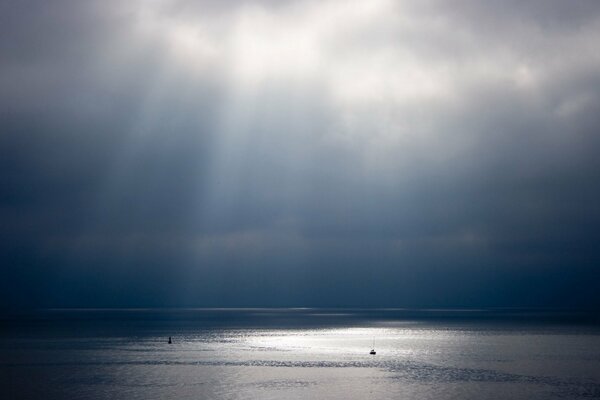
1 308 599 399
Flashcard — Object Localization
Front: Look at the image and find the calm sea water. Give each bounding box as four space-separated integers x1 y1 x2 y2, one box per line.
1 309 599 399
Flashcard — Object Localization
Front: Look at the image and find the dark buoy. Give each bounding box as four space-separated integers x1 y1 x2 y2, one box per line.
168 336 172 344
370 349 376 355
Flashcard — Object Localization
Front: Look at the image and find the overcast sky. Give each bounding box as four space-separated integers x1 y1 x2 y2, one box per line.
1 0 600 309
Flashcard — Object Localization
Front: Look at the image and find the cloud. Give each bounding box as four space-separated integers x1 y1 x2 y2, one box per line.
1 0 600 308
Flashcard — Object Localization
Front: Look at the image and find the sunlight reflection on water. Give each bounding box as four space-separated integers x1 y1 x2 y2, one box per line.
1 309 600 399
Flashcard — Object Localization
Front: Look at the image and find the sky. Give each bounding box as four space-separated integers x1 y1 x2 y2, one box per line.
1 0 600 309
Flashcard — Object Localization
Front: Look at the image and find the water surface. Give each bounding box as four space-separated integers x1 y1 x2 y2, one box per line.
1 308 599 399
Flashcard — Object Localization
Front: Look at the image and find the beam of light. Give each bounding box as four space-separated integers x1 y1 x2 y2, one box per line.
63 0 600 294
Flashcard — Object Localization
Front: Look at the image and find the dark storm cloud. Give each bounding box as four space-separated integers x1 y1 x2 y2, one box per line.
1 0 600 309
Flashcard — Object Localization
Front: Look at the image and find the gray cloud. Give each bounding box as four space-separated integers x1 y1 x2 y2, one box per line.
1 0 600 309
